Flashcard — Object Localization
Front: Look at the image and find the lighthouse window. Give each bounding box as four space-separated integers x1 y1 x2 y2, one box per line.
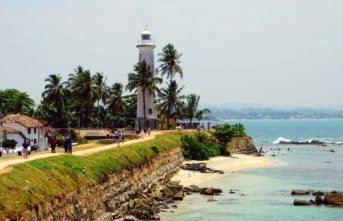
142 34 150 40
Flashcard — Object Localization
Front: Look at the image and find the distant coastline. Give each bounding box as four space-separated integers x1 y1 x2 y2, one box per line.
206 107 343 120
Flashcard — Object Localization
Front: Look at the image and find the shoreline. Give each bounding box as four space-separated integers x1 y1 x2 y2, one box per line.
171 154 274 186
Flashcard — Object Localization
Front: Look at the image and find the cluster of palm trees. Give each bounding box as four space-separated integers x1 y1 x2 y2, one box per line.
127 43 210 129
36 43 210 129
38 67 129 128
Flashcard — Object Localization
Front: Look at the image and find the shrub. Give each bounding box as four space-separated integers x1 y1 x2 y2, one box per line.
212 123 247 156
180 134 220 160
2 139 17 149
150 146 160 154
74 136 88 145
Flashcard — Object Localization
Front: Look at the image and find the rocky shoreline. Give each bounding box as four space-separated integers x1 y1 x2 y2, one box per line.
120 181 224 221
118 163 226 220
292 189 343 206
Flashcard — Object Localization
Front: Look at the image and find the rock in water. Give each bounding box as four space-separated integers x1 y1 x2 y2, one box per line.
315 195 324 205
291 190 310 195
200 187 215 195
173 191 185 201
324 192 343 206
293 199 313 206
312 191 325 196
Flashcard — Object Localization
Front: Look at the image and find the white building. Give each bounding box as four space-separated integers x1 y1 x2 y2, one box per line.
136 26 158 130
0 114 48 150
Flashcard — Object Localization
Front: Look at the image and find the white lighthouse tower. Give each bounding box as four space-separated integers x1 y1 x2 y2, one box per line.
136 26 158 130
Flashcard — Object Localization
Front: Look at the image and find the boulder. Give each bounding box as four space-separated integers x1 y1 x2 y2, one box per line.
172 191 184 201
293 199 313 206
291 190 310 195
166 183 183 193
161 187 175 198
200 187 215 195
312 191 325 196
124 215 136 221
190 185 201 193
324 192 343 206
213 188 223 194
315 195 324 205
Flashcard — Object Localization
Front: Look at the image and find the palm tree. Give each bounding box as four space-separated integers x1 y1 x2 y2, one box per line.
126 60 162 128
93 72 110 107
184 94 211 127
68 67 98 127
42 74 67 127
158 80 184 129
158 44 183 81
107 83 127 115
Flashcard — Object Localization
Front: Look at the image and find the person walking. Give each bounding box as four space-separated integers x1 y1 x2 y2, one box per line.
115 131 122 147
67 137 72 154
50 136 57 153
22 139 29 159
68 137 73 155
63 138 69 154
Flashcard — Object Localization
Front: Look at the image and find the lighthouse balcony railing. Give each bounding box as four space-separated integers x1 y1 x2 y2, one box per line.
137 39 155 46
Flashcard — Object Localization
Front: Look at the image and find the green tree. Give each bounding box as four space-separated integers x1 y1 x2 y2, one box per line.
212 123 247 156
0 89 34 115
183 94 210 127
158 80 184 129
42 74 67 127
93 72 110 107
68 66 98 127
126 60 162 128
157 44 183 81
107 83 127 116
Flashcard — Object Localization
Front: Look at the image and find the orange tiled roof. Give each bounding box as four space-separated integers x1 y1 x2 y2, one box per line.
0 126 22 133
0 114 43 128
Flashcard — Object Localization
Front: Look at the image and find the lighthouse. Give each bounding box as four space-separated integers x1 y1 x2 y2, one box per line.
135 26 158 130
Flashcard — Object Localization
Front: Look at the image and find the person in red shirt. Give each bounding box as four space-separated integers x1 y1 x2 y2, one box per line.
50 136 57 153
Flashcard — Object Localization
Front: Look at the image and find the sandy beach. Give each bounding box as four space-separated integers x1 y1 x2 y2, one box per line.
171 154 274 186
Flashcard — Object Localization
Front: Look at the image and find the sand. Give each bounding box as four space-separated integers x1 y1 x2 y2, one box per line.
171 154 274 186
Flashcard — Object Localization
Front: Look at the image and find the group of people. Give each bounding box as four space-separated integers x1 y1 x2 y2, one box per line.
49 136 73 154
136 127 151 140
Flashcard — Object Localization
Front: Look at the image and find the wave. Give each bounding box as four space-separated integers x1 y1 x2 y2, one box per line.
272 137 291 144
272 137 343 145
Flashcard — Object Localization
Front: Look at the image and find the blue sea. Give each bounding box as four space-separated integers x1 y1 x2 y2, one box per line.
161 119 343 221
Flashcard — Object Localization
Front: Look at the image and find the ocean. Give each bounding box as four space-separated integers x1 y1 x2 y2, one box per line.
161 119 343 221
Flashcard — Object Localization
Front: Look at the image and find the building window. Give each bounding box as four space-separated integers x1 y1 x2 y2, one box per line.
34 139 37 144
142 34 150 40
34 128 37 134
149 108 153 115
28 128 31 134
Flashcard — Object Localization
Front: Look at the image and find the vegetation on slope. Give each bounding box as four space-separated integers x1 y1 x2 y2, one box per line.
181 123 248 160
0 133 181 220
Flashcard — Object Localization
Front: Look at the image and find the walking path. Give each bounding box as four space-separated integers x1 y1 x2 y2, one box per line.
0 131 163 174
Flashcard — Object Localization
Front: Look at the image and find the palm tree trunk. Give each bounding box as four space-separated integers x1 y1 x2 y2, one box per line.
167 115 170 130
161 114 165 130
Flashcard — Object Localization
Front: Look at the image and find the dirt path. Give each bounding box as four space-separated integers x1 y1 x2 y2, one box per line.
0 131 163 174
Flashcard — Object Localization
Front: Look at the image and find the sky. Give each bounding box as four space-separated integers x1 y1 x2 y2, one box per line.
0 0 342 108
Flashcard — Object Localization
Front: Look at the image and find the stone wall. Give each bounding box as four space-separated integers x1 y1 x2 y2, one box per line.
18 147 183 221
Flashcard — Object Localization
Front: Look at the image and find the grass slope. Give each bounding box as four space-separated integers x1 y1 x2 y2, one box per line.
0 133 181 219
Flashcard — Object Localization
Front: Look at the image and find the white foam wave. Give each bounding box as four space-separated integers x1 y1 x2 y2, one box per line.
272 137 291 144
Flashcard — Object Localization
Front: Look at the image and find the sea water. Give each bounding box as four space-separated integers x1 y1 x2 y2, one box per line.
161 119 343 221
